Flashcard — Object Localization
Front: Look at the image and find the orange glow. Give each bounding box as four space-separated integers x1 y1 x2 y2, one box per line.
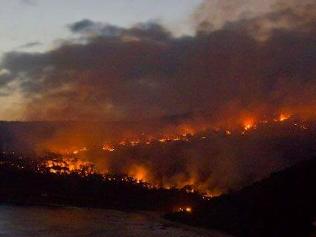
178 207 192 213
102 144 115 152
119 141 127 146
35 111 310 196
243 118 255 131
159 138 167 143
185 207 192 213
279 113 291 122
39 146 88 156
128 165 148 182
203 190 222 199
44 158 94 175
178 125 195 136
130 140 140 146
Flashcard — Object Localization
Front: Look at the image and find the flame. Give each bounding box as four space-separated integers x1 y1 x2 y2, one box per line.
128 165 148 183
44 158 94 175
278 113 291 122
35 111 310 195
178 124 195 136
159 138 167 143
74 147 86 154
243 118 255 131
102 144 115 152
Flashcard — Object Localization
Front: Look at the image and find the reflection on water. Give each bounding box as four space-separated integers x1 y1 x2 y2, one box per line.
0 206 225 237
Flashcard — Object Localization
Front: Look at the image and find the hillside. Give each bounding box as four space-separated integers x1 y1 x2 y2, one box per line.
167 157 316 237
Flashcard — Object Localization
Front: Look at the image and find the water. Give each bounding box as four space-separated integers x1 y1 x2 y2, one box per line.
0 205 229 237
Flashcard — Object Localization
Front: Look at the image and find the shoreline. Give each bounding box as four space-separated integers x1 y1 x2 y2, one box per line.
0 204 232 237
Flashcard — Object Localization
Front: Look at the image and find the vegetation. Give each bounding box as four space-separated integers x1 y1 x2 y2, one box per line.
0 153 201 212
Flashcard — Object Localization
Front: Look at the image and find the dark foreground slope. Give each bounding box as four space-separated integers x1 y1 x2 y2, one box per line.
0 156 201 212
166 157 316 237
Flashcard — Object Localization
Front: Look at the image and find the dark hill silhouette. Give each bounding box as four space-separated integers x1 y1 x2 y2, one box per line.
166 157 316 237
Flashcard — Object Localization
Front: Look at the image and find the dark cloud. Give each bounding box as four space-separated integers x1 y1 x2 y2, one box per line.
17 41 42 49
0 69 12 87
69 20 171 42
68 19 122 38
69 19 96 32
1 0 316 122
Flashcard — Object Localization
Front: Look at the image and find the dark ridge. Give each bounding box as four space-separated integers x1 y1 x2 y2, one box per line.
166 157 316 237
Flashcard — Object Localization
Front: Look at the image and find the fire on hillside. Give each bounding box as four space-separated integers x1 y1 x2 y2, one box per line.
4 112 310 198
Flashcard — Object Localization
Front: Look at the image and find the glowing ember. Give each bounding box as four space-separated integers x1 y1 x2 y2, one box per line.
203 190 222 199
130 140 140 146
44 158 95 175
278 113 291 122
185 207 192 213
119 141 127 146
243 118 255 131
178 207 192 213
159 138 167 143
102 144 115 152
